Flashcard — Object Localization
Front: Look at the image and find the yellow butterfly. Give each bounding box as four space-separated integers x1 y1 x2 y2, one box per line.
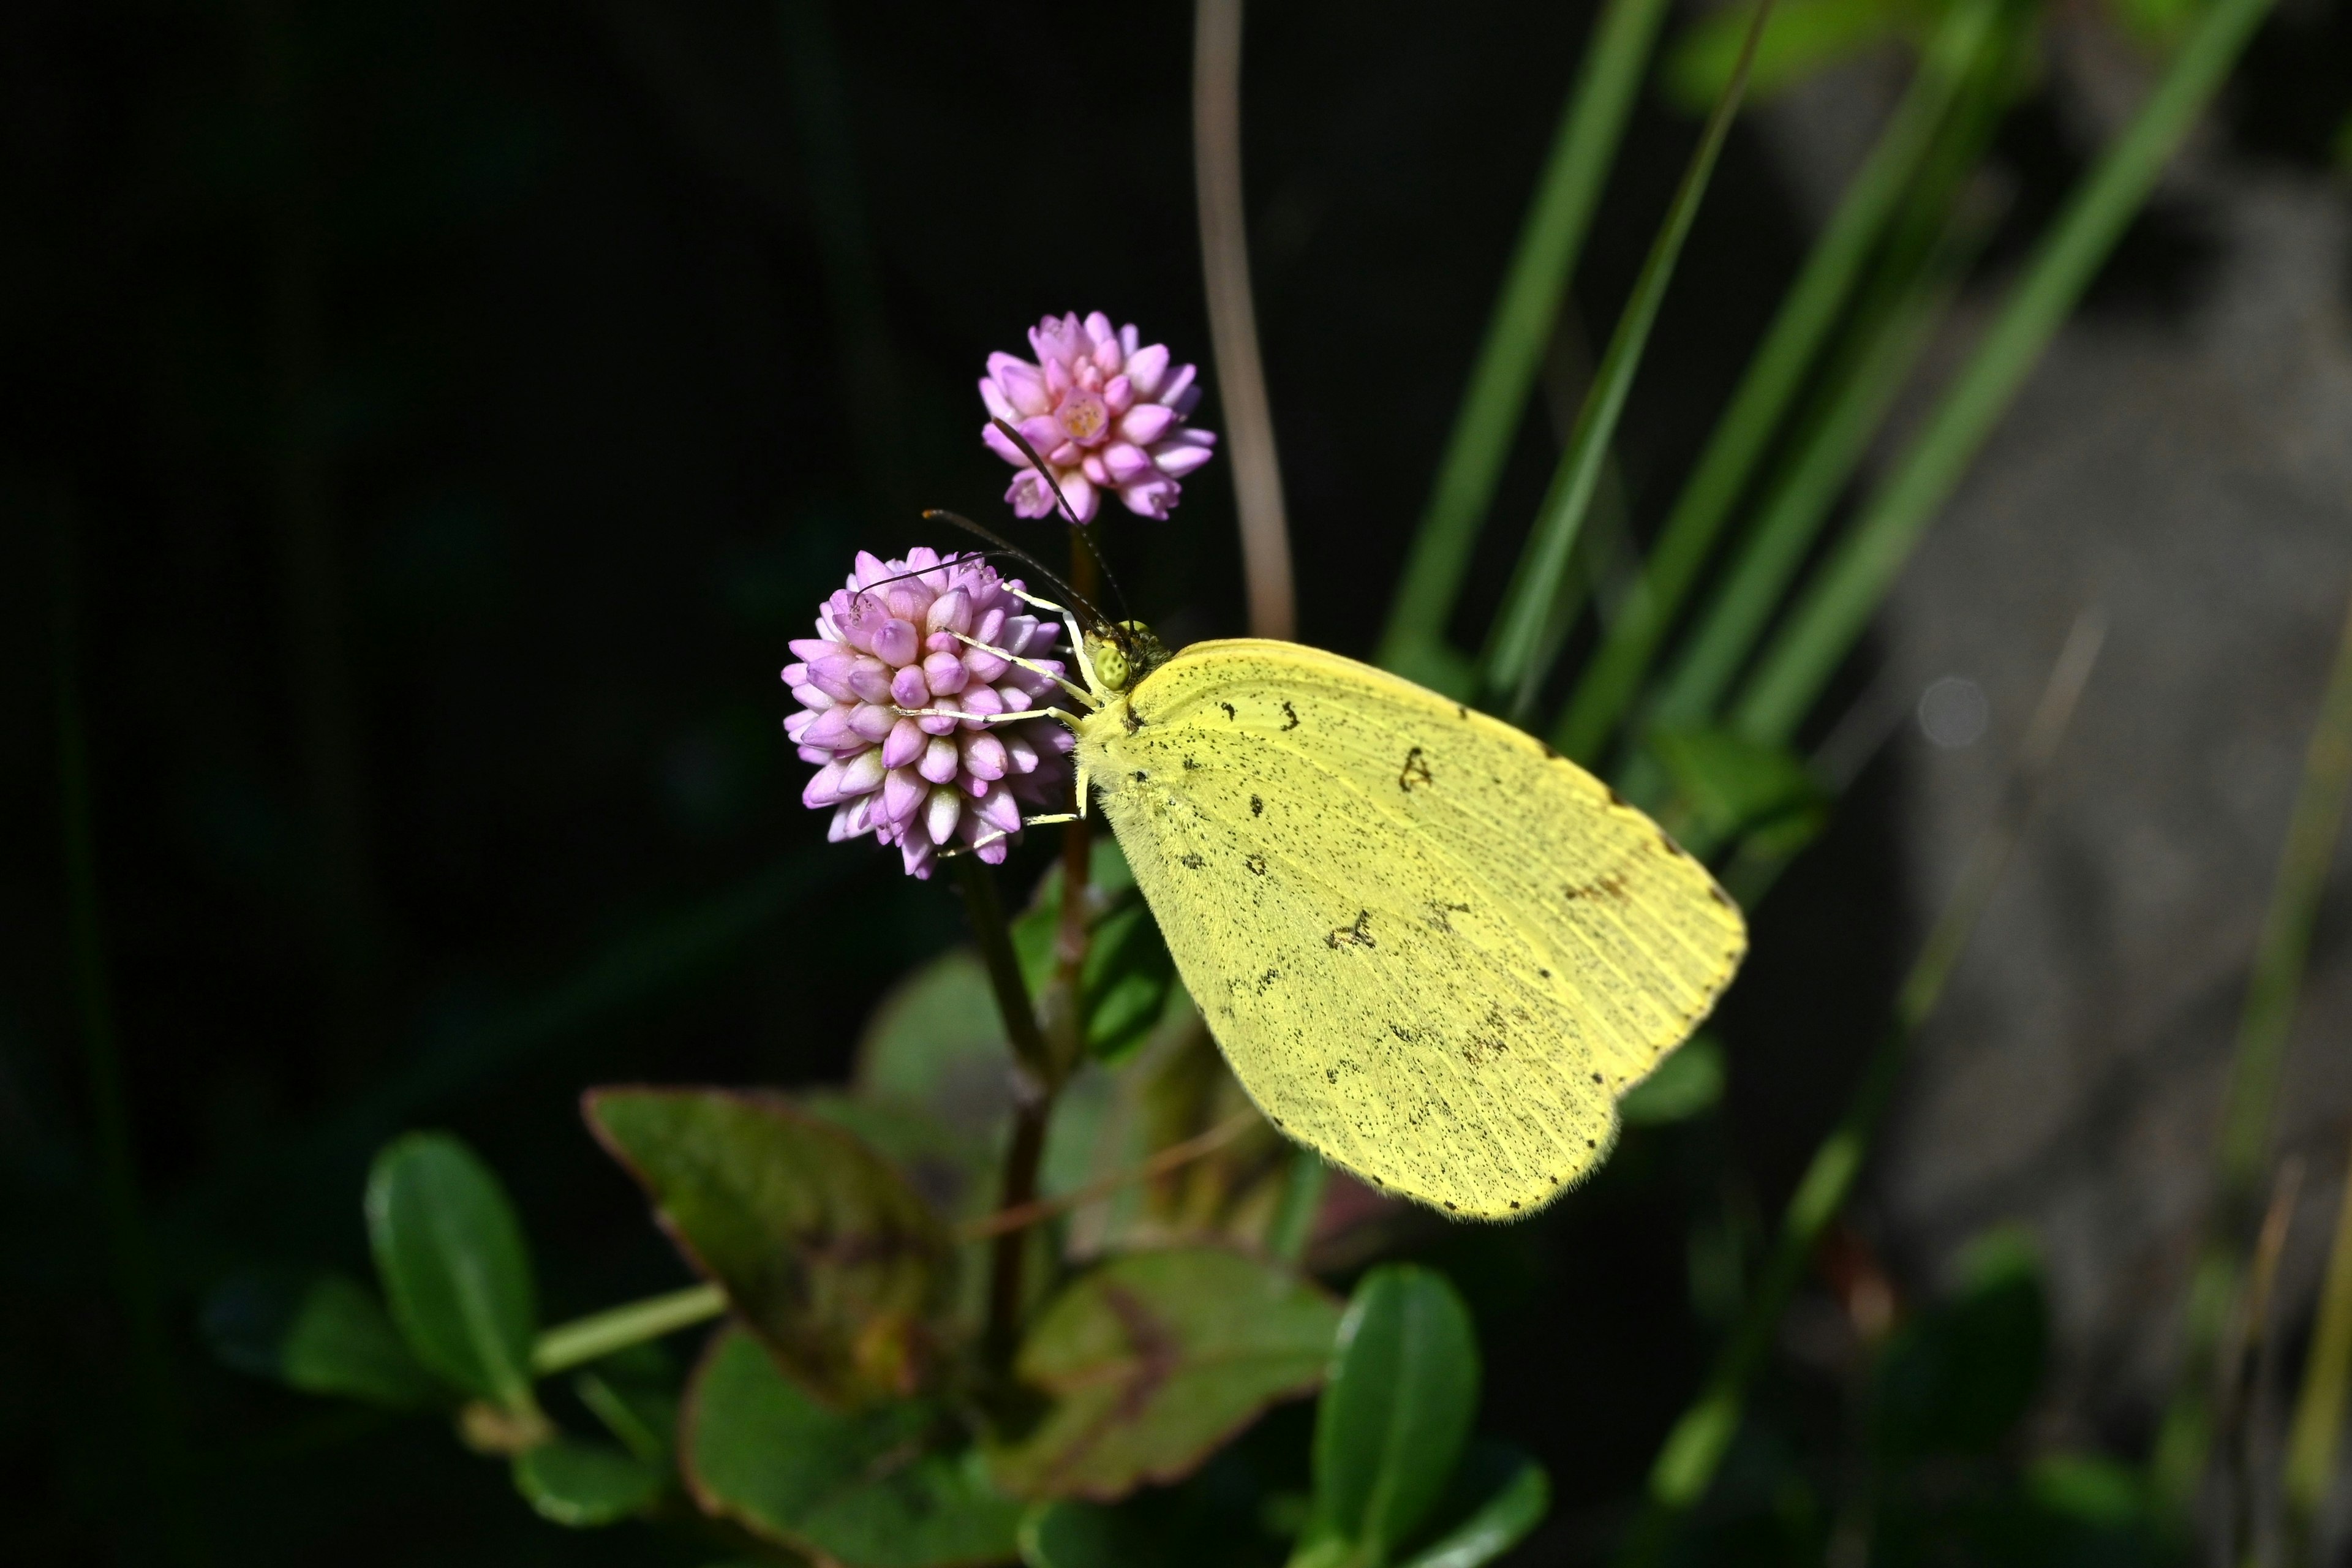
942 592 1747 1221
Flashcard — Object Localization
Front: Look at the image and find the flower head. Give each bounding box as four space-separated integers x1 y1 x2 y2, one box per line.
979 312 1216 523
783 548 1075 878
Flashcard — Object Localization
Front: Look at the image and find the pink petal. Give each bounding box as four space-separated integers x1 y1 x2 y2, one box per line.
847 702 897 742
1125 343 1170 398
881 765 925 824
925 786 962 845
918 736 960 785
988 355 1050 416
883 717 926 769
963 730 1009 780
1102 442 1154 484
1153 440 1216 478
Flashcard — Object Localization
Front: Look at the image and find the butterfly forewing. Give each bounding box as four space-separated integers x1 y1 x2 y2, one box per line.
1076 639 1746 1219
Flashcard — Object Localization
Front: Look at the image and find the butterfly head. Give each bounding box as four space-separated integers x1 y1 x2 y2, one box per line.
1084 619 1168 696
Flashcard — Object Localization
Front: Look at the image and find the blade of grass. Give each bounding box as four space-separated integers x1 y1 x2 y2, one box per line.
1626 172 2003 783
1480 0 1777 709
1554 0 2005 763
1375 0 1675 684
2152 576 2352 1517
53 494 205 1564
533 1282 728 1376
1729 0 2278 746
2285 1128 2352 1561
1611 610 2103 1567
1196 0 1296 641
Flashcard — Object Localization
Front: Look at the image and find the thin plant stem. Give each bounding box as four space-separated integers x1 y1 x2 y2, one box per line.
1479 0 1776 708
533 1282 728 1376
1268 1150 1330 1264
1612 610 2103 1567
54 498 204 1564
959 1110 1259 1243
2221 1159 2304 1568
2154 576 2352 1516
1553 0 2004 763
1730 0 2278 746
2285 1128 2352 1561
952 854 1059 1367
1195 0 1294 641
1374 0 1675 684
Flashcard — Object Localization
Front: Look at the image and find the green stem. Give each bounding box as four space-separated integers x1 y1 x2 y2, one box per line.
2152 579 2352 1516
1479 0 1775 708
953 855 1059 1367
1613 614 2101 1567
1730 0 2277 746
532 1283 728 1376
1553 0 2003 763
1268 1149 1329 1264
1374 0 1675 687
2285 1125 2352 1559
54 497 204 1564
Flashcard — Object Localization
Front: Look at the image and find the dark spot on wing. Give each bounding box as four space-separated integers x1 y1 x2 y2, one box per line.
1121 703 1144 734
1607 786 1629 808
1586 1139 1596 1148
1256 968 1278 992
1180 851 1207 870
1388 1021 1415 1042
1509 1200 1521 1210
1709 884 1736 910
1455 704 1468 720
1250 794 1264 816
1444 1201 1457 1211
1398 745 1433 792
1424 900 1470 932
1539 968 1552 979
1325 910 1376 950
1564 872 1629 902
1183 755 1200 770
1132 770 1148 782
1245 854 1267 876
1280 700 1300 731
1590 1072 1604 1084
1219 701 1236 720
1541 741 1560 759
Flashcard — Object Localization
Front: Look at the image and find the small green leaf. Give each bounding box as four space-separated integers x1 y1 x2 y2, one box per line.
1648 726 1827 849
512 1438 667 1527
202 1268 450 1409
1308 1265 1480 1564
1619 1034 1727 1126
1662 0 1913 110
684 1327 1023 1567
364 1132 540 1411
1013 837 1181 1061
1020 1483 1281 1568
1873 1226 2047 1460
2025 1452 2145 1527
856 947 1020 1140
585 1088 952 1406
1393 1442 1551 1568
992 1247 1341 1501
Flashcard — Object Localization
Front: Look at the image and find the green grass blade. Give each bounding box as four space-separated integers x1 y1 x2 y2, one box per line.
1612 612 2102 1567
1730 0 2278 745
1637 175 1999 745
1375 0 1674 683
1480 0 1776 707
1552 0 2001 762
2285 1126 2352 1550
2152 581 2352 1517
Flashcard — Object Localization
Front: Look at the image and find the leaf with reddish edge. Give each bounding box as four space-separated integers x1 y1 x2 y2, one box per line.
989 1247 1341 1501
583 1087 952 1407
682 1326 1022 1568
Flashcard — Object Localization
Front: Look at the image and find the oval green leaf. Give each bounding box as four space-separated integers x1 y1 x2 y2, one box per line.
1310 1265 1481 1563
203 1268 450 1410
991 1247 1341 1501
364 1132 540 1411
1393 1443 1551 1568
512 1437 666 1527
584 1087 952 1406
683 1326 1023 1567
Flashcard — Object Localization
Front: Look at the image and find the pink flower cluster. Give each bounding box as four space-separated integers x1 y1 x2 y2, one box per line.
783 549 1074 878
979 312 1216 523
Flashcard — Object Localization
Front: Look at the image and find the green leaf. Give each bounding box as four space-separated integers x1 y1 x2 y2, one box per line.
684 1326 1023 1567
1013 837 1181 1062
1019 1477 1285 1568
1308 1266 1481 1564
202 1268 450 1409
1619 1034 1727 1126
364 1131 540 1411
1872 1226 2046 1460
2024 1452 2144 1528
584 1088 952 1406
1662 0 1912 111
992 1248 1341 1501
856 946 1019 1141
512 1438 667 1527
1393 1442 1551 1568
1648 728 1826 849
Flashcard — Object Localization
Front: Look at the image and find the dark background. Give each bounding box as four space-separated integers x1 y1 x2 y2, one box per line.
6 0 2348 1561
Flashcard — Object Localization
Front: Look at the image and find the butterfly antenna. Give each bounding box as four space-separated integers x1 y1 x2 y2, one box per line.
843 551 992 611
920 509 1110 630
989 417 1139 627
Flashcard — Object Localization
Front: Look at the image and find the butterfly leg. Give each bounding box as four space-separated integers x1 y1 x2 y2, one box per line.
893 705 1082 733
1003 587 1101 695
946 631 1096 707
